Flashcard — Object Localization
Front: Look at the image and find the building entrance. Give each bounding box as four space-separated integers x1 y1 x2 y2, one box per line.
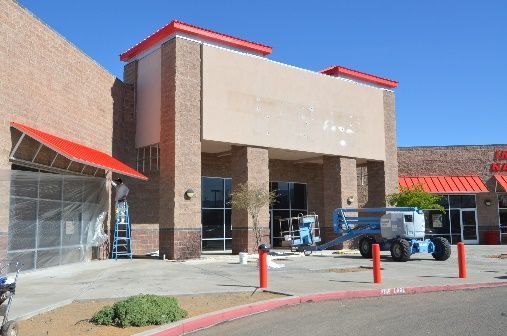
269 182 307 248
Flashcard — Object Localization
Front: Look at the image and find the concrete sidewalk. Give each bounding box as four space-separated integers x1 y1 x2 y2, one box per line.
8 245 507 320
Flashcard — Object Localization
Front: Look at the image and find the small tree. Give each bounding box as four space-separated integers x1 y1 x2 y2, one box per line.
386 184 445 212
229 183 277 250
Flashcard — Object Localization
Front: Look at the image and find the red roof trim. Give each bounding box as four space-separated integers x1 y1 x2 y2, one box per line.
494 175 507 192
320 65 398 88
11 122 148 181
398 176 488 193
120 20 272 61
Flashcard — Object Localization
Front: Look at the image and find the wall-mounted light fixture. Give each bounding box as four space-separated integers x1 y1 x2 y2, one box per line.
185 188 195 200
347 196 355 205
484 199 492 206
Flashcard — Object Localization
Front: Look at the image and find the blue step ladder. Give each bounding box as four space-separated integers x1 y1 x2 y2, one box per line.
111 201 132 260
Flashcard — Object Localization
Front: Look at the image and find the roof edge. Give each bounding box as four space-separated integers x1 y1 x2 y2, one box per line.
320 65 398 88
120 20 272 62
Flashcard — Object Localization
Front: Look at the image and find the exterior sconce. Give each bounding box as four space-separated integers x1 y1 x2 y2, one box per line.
185 188 195 200
484 199 492 206
347 196 355 205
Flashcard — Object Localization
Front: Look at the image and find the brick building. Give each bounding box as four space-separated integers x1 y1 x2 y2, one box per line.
116 21 400 259
396 146 507 245
2 1 400 267
0 0 147 270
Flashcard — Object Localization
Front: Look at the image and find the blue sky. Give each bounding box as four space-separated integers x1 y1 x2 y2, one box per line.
19 1 507 146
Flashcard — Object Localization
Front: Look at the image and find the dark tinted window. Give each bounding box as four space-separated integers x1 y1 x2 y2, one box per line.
271 182 290 209
498 195 507 208
224 179 232 208
202 209 224 239
449 195 476 208
436 195 449 209
202 177 224 208
424 210 450 235
291 183 307 210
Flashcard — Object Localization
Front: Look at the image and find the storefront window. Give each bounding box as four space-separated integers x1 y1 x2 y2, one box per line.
270 182 307 247
201 177 231 251
424 194 478 244
449 195 476 209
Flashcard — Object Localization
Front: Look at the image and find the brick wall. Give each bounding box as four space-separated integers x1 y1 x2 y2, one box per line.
202 153 231 177
231 146 270 253
0 0 127 258
0 0 119 166
383 91 399 197
114 60 161 256
360 90 398 207
159 37 202 259
399 145 507 241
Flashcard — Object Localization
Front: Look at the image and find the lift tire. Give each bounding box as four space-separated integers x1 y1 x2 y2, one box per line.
431 237 451 261
1 320 18 336
390 239 411 262
358 236 374 258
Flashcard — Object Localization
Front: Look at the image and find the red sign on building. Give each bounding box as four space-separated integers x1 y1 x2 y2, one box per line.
491 150 507 172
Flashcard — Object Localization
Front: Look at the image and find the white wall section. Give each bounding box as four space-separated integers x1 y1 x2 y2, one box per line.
135 49 161 148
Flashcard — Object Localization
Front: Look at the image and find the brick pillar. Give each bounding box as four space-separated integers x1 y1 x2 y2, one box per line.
366 90 399 207
322 156 358 249
0 176 9 263
159 38 202 260
231 146 270 254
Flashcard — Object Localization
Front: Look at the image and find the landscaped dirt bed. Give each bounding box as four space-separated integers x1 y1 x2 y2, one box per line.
18 291 285 336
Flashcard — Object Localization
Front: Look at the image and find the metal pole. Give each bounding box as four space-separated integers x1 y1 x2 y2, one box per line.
372 243 382 284
458 242 467 278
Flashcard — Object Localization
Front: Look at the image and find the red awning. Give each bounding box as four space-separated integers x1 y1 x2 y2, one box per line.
10 122 147 180
494 175 507 192
398 176 488 193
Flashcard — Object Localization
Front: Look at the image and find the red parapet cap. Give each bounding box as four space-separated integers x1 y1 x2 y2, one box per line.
120 20 272 61
320 65 398 88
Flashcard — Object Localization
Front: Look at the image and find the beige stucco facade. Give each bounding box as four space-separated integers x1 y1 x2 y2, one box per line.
202 45 386 160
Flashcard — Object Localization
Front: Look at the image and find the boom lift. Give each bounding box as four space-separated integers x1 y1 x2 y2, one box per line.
283 207 451 262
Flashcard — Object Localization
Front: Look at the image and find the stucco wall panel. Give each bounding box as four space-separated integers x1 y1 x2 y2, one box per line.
135 49 161 148
202 46 386 160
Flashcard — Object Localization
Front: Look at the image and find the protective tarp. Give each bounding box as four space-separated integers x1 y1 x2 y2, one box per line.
2 169 108 272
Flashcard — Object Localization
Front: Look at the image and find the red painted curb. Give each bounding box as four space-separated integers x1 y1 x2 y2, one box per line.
143 281 507 336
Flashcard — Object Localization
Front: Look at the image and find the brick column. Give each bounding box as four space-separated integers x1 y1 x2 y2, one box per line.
159 38 202 260
366 90 399 207
231 146 270 254
322 156 358 249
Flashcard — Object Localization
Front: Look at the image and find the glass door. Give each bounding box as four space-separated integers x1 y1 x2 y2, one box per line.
201 177 232 251
269 182 307 248
461 209 478 244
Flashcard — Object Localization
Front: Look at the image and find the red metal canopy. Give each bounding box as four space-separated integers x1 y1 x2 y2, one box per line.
11 122 148 180
494 175 507 192
398 176 488 193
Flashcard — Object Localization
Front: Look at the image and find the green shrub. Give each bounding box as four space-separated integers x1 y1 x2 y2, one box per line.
91 295 187 328
90 305 114 326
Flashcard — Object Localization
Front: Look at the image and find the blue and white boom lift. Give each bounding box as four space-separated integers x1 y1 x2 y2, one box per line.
282 207 451 262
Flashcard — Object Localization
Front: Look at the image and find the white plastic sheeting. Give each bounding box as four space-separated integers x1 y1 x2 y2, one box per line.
5 169 108 271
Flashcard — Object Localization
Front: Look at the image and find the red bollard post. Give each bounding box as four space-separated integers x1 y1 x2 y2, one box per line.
372 243 382 284
457 242 467 279
258 244 269 288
